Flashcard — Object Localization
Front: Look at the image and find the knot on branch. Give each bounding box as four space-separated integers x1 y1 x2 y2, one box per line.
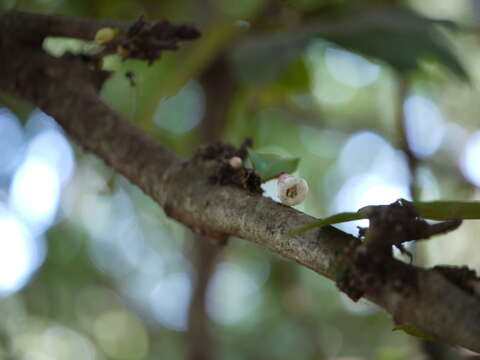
117 16 200 64
160 139 262 243
337 241 418 301
360 199 462 258
195 139 263 195
434 265 480 297
337 200 463 301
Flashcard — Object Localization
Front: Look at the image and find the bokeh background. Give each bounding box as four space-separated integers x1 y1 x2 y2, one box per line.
1 0 480 358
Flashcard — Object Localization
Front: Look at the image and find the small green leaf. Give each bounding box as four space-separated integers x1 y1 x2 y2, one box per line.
288 211 368 237
392 324 438 342
247 149 300 181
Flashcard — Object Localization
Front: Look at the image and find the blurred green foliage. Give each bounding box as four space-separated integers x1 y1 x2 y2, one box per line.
1 0 479 359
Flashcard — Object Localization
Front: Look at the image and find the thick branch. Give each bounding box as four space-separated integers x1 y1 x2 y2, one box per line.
1 11 480 352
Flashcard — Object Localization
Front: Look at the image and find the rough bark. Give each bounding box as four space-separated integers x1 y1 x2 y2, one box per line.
1 10 480 352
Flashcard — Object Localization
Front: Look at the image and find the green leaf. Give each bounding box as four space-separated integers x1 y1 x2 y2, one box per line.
247 149 300 181
392 324 438 342
326 6 467 80
412 200 480 220
231 5 468 83
288 211 368 237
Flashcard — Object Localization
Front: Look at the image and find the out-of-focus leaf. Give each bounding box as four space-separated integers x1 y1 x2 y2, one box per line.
231 32 309 84
327 7 467 80
247 149 300 181
277 59 311 91
231 5 467 84
392 324 438 342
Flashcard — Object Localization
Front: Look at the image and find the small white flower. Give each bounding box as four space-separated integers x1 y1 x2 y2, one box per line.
277 173 309 206
228 156 243 169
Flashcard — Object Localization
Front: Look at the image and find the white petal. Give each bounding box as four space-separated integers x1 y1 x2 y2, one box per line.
277 175 309 206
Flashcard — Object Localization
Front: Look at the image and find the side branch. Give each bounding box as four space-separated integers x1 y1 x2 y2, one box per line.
1 11 480 352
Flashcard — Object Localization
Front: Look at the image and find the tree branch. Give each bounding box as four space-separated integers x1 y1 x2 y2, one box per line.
2 10 480 352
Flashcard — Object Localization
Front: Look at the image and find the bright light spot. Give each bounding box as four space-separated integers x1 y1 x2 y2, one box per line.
311 74 355 104
371 144 410 187
27 130 74 185
24 109 62 137
355 180 408 208
325 47 380 88
9 157 61 233
0 210 45 296
306 42 355 105
0 109 25 176
404 95 445 158
338 131 389 177
83 188 163 278
460 132 480 186
207 262 262 325
337 131 410 186
115 220 147 269
42 326 96 360
62 163 110 221
88 216 150 278
441 122 468 159
417 167 440 200
154 81 204 135
333 132 410 233
333 174 409 234
149 272 192 331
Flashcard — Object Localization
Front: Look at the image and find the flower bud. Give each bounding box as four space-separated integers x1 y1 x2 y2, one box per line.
277 173 308 206
95 27 116 44
228 156 243 169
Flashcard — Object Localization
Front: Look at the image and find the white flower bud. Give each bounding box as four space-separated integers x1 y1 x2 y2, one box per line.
277 173 308 206
228 156 243 169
